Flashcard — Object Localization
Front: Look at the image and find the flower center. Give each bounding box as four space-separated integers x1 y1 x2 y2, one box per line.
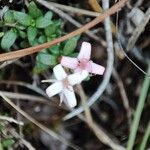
78 59 89 70
62 78 71 90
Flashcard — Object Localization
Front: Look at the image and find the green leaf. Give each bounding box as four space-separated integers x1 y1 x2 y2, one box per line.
0 123 4 132
29 38 39 46
63 36 80 55
28 1 43 18
4 10 14 23
48 45 60 56
18 30 26 38
33 62 49 73
44 11 53 20
69 52 79 57
45 20 62 37
0 32 4 38
36 52 57 66
34 51 58 73
27 26 37 44
13 11 32 26
1 29 17 51
0 21 4 27
38 35 46 44
36 12 53 28
44 24 57 37
2 138 15 148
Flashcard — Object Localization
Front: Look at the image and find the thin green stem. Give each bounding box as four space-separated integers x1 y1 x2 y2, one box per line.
0 141 3 150
127 63 150 150
140 121 150 150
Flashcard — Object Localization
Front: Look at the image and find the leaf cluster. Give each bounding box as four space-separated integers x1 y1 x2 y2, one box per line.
0 2 80 73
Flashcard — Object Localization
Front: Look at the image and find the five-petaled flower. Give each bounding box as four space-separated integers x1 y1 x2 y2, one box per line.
61 42 105 75
43 64 88 108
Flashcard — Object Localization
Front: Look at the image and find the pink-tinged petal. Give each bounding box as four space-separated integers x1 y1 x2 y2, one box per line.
68 71 88 85
61 56 78 69
87 62 105 75
78 42 91 60
63 88 77 108
46 82 63 97
53 64 67 80
74 67 82 73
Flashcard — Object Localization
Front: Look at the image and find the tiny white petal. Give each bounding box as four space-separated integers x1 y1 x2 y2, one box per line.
63 88 77 108
46 82 63 97
68 70 88 86
53 64 67 80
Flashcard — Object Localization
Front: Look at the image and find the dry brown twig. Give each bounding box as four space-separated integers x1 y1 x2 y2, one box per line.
0 0 128 62
112 69 131 125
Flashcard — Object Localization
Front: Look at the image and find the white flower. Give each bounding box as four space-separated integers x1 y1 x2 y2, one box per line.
42 64 88 108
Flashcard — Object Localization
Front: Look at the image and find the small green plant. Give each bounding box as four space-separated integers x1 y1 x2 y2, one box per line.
0 123 15 150
0 1 80 73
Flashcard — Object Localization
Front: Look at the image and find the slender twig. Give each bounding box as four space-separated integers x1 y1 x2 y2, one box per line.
0 0 128 62
0 116 24 125
63 0 114 121
127 63 150 150
0 91 48 103
112 69 131 125
0 59 18 69
0 92 80 150
43 1 101 17
37 0 106 45
0 90 66 110
0 80 47 97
